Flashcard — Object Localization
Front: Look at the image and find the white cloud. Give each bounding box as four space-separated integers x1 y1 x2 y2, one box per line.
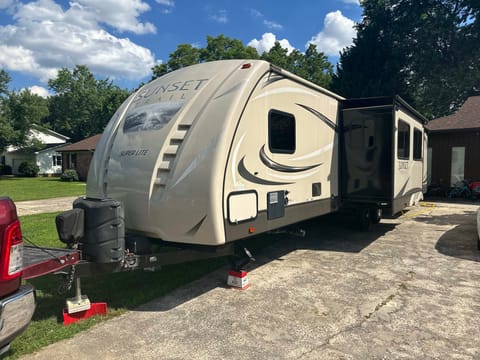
210 9 228 24
307 11 356 56
342 0 360 4
248 33 295 55
249 8 283 31
0 0 156 85
263 20 283 30
0 0 14 10
28 85 50 98
68 0 156 34
155 0 174 14
249 9 262 18
156 0 174 6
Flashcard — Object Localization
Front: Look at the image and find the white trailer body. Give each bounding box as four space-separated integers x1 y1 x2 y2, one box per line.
87 60 343 246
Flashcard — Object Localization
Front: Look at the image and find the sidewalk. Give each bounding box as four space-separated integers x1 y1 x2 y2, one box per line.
15 196 78 216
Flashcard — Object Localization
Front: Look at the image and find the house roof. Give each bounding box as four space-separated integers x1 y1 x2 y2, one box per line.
56 134 102 152
35 143 71 154
31 124 70 141
426 96 480 132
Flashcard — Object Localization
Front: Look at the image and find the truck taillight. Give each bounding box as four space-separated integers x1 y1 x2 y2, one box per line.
2 220 23 278
0 198 23 282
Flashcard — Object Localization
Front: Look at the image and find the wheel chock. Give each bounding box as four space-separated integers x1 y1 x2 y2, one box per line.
227 270 250 290
62 277 108 325
63 302 108 326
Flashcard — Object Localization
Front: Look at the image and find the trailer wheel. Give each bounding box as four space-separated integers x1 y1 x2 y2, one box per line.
370 208 382 225
357 208 372 232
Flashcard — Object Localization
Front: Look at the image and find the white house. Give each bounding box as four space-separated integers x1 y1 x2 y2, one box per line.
1 125 70 176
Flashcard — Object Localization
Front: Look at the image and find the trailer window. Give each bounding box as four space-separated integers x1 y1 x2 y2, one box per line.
413 128 422 160
269 110 295 154
397 120 410 159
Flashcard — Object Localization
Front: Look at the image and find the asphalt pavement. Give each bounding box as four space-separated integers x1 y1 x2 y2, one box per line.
19 201 480 359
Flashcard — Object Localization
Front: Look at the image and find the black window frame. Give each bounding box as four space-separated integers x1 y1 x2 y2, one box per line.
268 109 296 154
413 128 422 160
397 119 410 160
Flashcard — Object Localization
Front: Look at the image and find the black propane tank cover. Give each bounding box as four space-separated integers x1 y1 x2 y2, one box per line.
55 208 85 245
73 198 125 264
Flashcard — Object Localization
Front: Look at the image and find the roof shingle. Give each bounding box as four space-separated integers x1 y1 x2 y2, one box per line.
56 134 102 152
426 96 480 132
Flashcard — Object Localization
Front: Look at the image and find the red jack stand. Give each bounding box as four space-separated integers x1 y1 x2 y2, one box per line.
62 277 108 326
227 270 250 290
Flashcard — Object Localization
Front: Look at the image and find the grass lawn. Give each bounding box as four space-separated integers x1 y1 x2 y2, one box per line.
7 212 277 359
0 177 86 202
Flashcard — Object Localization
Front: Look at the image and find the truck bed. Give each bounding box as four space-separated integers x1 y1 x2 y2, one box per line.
22 246 80 280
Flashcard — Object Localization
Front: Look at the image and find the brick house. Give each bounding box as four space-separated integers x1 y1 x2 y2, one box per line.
426 96 480 186
56 134 101 181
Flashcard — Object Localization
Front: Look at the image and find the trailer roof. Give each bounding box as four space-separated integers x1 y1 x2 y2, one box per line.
341 96 428 125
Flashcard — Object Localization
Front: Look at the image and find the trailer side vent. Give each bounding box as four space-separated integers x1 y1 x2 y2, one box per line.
155 124 192 187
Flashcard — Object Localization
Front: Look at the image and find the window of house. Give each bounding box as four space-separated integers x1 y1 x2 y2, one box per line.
397 120 410 159
269 110 295 154
68 153 77 168
52 155 62 167
413 128 422 160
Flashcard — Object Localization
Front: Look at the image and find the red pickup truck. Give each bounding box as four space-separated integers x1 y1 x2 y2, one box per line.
0 197 35 356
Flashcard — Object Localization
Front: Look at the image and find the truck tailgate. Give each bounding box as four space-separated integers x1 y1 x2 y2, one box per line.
22 246 80 280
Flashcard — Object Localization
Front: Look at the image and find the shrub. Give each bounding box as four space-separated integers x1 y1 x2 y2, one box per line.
61 169 79 181
18 161 39 177
0 164 12 175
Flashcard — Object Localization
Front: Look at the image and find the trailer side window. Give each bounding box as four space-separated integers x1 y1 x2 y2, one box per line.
397 120 410 159
413 128 422 160
269 110 295 154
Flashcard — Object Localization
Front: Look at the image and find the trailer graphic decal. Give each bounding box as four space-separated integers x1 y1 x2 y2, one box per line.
296 104 337 131
123 102 184 133
259 146 322 173
238 157 293 185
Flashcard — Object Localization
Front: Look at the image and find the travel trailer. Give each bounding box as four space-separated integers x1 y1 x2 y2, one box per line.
56 59 427 265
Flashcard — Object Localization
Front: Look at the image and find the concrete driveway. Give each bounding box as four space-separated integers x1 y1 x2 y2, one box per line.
16 196 77 216
23 201 480 359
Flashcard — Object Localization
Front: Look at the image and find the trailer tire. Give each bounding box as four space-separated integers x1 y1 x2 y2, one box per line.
370 208 382 225
357 208 372 232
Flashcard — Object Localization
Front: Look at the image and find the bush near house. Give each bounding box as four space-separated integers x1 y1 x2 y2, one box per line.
18 161 40 177
60 169 79 181
0 164 12 175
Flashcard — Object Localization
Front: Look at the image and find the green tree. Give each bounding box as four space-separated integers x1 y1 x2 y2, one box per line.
152 35 259 80
200 35 259 62
0 71 49 151
47 65 130 141
2 89 49 149
260 42 290 69
260 43 333 88
0 69 13 151
151 35 333 89
332 0 480 118
152 44 201 78
0 69 10 97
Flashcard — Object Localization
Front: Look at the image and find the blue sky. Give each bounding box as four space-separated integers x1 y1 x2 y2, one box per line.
0 0 362 96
